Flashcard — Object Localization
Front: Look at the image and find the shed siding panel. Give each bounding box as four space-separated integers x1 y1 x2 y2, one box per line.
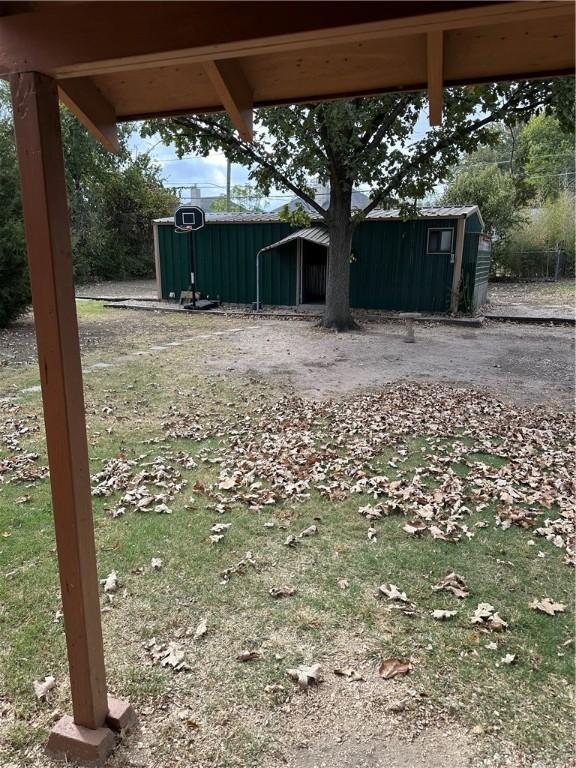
350 220 455 312
158 222 293 303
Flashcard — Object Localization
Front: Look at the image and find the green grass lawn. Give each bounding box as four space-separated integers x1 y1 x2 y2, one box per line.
0 303 573 767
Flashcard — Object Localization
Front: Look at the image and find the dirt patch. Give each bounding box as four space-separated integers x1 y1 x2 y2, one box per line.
487 280 574 308
207 319 575 407
75 278 157 299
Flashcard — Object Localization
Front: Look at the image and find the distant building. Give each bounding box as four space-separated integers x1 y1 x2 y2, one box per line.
273 186 370 215
177 185 248 212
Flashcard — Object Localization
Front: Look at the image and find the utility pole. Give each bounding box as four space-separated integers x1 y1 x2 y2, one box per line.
226 159 231 212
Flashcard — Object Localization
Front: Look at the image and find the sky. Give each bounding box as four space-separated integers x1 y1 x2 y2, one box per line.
129 110 433 211
130 132 292 210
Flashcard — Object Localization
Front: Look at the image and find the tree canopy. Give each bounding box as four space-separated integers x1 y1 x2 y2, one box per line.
0 84 177 326
144 79 572 327
441 107 575 276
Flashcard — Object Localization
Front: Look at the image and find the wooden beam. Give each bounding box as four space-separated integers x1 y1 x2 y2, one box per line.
0 2 572 78
427 30 443 126
450 217 466 314
9 71 109 731
203 59 253 141
58 77 119 152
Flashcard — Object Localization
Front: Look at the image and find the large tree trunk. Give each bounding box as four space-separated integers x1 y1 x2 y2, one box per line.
320 185 358 331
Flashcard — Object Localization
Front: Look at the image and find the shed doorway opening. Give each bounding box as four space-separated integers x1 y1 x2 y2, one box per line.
299 240 327 304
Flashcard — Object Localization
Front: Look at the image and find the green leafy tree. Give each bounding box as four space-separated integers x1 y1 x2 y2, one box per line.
518 114 575 201
0 85 28 326
0 82 177 326
144 80 570 329
440 165 525 271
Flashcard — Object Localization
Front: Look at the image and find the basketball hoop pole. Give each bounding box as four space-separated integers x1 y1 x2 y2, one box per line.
188 230 196 309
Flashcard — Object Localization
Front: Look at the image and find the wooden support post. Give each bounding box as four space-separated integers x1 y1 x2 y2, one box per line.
427 30 444 126
450 217 466 314
9 72 135 760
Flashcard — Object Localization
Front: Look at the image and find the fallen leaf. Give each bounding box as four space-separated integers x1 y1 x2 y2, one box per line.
529 597 566 616
161 643 189 671
236 650 261 662
33 676 56 700
501 653 516 665
101 570 118 594
150 558 163 571
431 609 457 620
470 603 508 631
299 525 318 538
211 523 231 535
377 583 409 603
432 572 469 599
403 519 427 535
193 617 208 641
378 658 413 679
284 534 299 547
337 578 350 590
334 667 365 682
269 585 298 598
286 663 322 690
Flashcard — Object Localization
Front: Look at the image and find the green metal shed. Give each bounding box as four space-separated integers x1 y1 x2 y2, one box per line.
153 206 488 314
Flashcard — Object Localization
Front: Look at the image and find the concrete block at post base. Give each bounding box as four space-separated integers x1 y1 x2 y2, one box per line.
46 715 117 765
106 696 138 733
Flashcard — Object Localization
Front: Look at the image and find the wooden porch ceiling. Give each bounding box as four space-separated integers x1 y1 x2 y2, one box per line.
0 1 574 147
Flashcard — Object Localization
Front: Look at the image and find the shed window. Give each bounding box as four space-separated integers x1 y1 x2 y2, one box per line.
427 228 453 254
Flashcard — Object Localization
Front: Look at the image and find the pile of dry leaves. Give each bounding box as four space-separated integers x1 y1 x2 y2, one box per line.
187 383 574 566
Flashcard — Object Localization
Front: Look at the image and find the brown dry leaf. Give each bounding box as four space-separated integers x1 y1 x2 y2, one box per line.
284 534 299 547
218 476 237 490
501 653 517 665
220 551 256 583
211 523 231 535
299 525 318 538
144 639 190 672
286 663 322 690
33 676 56 700
367 526 378 542
378 658 413 679
101 570 118 594
470 603 508 631
15 495 31 505
193 617 208 641
529 597 566 616
337 578 350 590
403 519 427 535
236 650 261 662
161 643 189 671
334 667 365 682
150 558 163 571
269 585 298 598
432 572 469 599
431 609 457 620
377 583 409 603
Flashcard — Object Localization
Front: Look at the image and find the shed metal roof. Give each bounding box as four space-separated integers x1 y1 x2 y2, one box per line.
154 205 484 228
259 226 329 252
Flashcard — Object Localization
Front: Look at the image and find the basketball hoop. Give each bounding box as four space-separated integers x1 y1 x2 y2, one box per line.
173 206 206 310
